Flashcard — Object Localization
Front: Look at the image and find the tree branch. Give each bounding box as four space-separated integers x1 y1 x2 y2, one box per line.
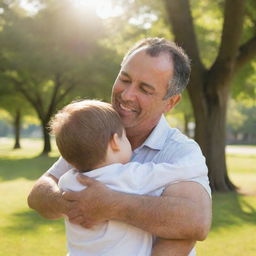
56 82 77 105
163 0 208 121
12 79 44 120
45 73 63 121
13 81 34 105
234 35 256 72
211 0 245 73
46 75 78 121
163 0 205 72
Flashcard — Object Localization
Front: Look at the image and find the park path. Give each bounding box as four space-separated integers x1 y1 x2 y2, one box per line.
226 145 256 155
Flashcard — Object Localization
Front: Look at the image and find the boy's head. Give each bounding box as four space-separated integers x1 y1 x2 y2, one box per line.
50 100 132 171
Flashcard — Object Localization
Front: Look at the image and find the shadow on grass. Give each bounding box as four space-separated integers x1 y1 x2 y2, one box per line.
211 192 256 230
0 156 58 181
3 209 65 234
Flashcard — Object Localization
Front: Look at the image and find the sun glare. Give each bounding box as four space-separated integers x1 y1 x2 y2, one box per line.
20 0 44 16
72 0 123 19
20 0 123 19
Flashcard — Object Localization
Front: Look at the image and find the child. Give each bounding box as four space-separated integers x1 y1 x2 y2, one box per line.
50 99 207 256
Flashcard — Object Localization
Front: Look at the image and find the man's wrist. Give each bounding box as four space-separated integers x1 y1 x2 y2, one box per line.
107 190 128 220
57 192 68 216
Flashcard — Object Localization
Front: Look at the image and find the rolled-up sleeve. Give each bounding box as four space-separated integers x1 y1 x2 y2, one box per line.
47 157 73 180
165 141 211 197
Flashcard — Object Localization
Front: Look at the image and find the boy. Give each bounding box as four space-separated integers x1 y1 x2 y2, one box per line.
50 99 207 256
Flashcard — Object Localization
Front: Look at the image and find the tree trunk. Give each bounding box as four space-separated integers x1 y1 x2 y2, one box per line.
13 109 21 149
41 121 51 155
191 83 236 192
163 0 249 192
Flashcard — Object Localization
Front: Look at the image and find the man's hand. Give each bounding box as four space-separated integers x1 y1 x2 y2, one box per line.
62 175 120 228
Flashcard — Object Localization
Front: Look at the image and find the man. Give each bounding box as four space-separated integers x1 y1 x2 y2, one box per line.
28 38 212 255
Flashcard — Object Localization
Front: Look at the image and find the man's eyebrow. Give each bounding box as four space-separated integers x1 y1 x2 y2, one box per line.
120 71 131 78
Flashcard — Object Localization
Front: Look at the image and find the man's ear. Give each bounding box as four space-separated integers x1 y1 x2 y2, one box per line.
164 94 181 113
109 133 121 152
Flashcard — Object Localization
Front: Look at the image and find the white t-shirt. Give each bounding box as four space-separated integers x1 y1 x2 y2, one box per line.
59 160 208 256
48 116 211 256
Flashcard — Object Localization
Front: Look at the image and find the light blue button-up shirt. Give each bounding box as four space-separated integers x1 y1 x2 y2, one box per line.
131 115 211 196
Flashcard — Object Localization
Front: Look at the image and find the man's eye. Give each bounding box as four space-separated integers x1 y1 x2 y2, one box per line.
141 87 152 95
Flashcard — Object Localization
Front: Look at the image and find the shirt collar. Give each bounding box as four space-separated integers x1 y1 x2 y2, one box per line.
134 115 170 153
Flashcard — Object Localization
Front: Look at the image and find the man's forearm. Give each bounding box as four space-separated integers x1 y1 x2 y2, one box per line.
152 238 196 256
110 182 211 240
111 194 201 239
27 174 64 219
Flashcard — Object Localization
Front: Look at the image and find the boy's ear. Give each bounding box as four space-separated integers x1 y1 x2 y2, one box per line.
164 94 181 113
109 133 121 152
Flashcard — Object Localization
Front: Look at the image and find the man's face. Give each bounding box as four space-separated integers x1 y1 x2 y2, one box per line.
111 49 174 134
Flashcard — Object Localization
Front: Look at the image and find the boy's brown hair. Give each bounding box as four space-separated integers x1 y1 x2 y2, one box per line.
50 100 124 171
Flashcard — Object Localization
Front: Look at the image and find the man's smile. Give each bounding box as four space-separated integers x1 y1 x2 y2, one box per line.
120 103 137 112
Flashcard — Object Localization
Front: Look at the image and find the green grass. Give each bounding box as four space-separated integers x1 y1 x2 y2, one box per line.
0 138 255 256
227 154 256 174
197 148 256 255
196 193 256 255
0 138 66 256
226 154 256 195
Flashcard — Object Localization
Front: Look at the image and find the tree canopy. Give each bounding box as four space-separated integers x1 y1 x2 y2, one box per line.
0 0 121 154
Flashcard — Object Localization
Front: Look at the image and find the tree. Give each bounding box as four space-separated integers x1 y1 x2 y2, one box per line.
0 75 32 149
227 99 256 143
0 1 107 154
96 0 256 191
163 0 256 191
228 59 256 143
173 91 194 136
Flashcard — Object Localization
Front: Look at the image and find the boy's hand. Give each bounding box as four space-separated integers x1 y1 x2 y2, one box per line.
62 175 120 228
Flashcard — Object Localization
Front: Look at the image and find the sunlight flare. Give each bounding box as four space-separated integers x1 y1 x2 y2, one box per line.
72 0 123 19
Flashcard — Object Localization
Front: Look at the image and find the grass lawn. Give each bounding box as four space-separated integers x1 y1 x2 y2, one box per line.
0 138 255 256
0 138 66 256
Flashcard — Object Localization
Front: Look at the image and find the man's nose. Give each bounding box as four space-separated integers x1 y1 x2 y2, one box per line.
121 85 136 101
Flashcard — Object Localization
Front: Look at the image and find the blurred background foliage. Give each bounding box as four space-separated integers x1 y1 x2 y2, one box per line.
0 0 255 154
